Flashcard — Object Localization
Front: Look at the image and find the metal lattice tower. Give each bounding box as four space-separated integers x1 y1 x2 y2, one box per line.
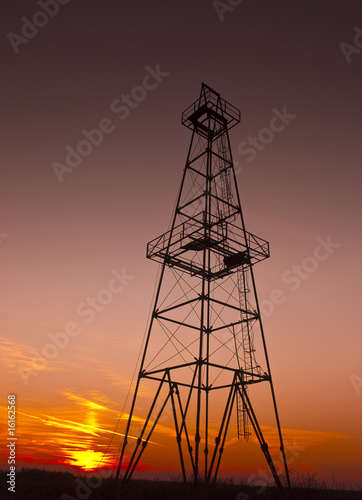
116 83 290 492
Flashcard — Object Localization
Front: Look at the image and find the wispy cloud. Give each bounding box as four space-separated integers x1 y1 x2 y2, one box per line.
0 336 56 373
221 426 349 453
260 426 348 449
4 389 172 472
61 391 114 412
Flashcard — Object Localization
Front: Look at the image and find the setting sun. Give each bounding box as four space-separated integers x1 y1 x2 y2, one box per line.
65 449 109 471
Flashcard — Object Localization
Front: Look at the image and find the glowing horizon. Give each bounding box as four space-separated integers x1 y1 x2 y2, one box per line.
1 386 361 487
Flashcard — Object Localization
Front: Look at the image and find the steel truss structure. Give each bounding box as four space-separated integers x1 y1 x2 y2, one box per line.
116 83 290 492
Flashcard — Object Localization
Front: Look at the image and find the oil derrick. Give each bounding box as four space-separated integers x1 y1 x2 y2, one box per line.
116 83 290 492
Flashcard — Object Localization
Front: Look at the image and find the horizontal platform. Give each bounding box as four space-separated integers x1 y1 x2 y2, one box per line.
141 362 268 389
147 214 269 279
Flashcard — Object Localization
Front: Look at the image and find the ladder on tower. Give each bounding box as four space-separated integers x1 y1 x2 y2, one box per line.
237 267 254 374
217 134 234 221
236 266 260 441
236 389 251 441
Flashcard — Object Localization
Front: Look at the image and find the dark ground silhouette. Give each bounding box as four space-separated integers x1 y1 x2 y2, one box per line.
1 469 361 500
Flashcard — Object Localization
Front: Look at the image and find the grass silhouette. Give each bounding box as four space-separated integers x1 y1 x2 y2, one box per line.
0 468 361 500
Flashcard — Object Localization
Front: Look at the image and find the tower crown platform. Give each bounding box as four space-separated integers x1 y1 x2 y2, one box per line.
182 83 240 139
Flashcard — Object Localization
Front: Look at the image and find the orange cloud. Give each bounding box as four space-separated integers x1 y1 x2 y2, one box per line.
61 391 113 412
0 336 56 373
5 390 171 473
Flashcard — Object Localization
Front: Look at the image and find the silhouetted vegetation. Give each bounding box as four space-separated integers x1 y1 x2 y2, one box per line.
0 468 361 500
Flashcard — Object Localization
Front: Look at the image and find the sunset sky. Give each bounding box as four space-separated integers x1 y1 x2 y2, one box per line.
1 0 362 491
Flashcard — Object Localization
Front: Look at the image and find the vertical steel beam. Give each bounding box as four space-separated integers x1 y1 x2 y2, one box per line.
166 373 187 482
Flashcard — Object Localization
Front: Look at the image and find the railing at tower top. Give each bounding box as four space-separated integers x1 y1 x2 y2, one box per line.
147 212 269 279
182 84 240 140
